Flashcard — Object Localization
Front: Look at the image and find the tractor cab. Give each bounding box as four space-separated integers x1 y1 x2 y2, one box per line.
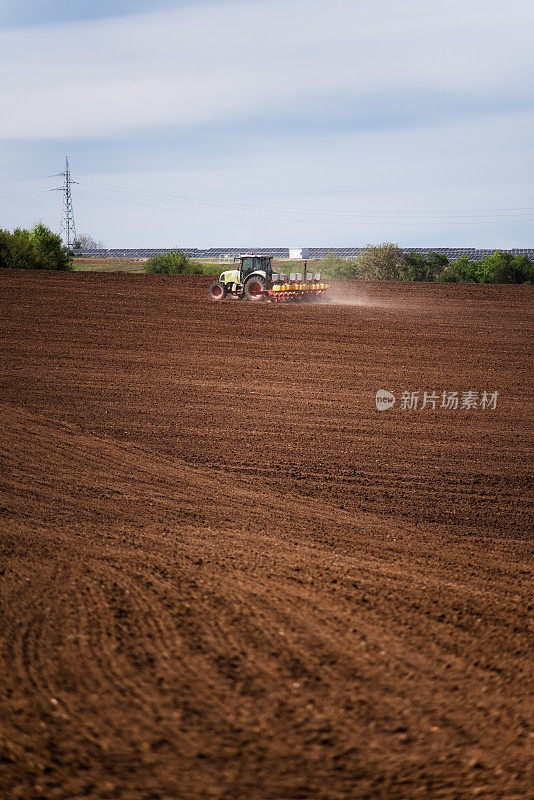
238 254 273 284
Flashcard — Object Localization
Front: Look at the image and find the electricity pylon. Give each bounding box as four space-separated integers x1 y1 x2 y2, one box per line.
54 157 78 248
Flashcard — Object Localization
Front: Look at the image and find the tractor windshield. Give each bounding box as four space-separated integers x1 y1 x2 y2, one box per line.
241 257 271 280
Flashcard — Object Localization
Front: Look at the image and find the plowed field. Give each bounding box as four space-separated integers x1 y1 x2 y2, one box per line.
0 270 532 800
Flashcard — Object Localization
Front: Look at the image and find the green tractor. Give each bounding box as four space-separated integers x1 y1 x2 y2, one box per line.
208 254 329 303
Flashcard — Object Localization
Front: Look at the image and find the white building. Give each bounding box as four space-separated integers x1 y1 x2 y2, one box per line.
289 248 310 260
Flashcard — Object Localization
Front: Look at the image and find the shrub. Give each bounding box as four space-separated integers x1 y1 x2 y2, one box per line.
318 251 359 279
144 250 203 275
511 255 534 284
476 251 534 284
355 243 405 280
401 251 449 282
0 224 72 270
438 256 479 283
318 247 450 282
0 228 32 269
30 223 72 270
401 252 426 281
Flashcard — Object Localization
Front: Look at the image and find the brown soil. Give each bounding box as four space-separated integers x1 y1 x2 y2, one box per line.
0 270 532 800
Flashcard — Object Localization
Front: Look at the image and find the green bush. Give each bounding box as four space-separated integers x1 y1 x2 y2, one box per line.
30 223 72 270
437 251 533 283
355 243 405 280
317 246 534 284
0 228 32 269
401 251 448 281
476 251 534 284
318 247 451 281
0 224 71 270
318 251 359 279
144 250 202 275
437 256 480 283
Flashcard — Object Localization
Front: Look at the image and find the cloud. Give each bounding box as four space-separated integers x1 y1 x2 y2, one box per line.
1 0 532 140
4 107 528 248
1 0 532 247
0 0 189 28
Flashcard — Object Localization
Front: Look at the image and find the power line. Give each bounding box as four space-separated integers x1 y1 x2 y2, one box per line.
75 190 534 226
2 165 531 230
0 187 52 199
78 177 534 219
0 175 54 185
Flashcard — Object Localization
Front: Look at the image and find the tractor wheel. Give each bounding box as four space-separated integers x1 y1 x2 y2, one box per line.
244 276 266 301
209 281 227 301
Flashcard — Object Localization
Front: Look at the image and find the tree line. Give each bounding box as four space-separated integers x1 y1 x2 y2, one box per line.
319 244 534 283
1 227 532 283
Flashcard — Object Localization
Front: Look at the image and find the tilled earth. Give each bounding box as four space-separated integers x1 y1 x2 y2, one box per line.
0 270 532 800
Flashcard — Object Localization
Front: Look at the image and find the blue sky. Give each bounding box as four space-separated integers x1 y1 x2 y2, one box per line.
1 0 533 248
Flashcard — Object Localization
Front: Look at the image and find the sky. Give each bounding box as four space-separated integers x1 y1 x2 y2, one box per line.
1 0 533 248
